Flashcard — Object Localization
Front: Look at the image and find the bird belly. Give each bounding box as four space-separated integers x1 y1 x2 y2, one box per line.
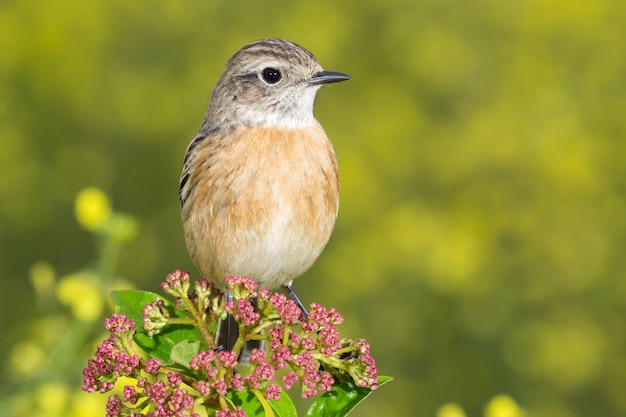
183 124 339 290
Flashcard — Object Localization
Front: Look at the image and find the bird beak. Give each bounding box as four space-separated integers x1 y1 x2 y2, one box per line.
307 70 351 85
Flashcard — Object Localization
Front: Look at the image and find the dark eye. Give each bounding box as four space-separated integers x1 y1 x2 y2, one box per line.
261 68 282 84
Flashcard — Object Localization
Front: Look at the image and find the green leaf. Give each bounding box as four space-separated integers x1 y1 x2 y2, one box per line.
225 389 295 417
111 290 201 365
111 290 164 324
305 376 393 417
170 339 204 368
226 390 264 416
252 390 276 417
268 393 297 417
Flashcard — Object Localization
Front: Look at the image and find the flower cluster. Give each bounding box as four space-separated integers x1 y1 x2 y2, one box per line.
82 271 379 416
82 314 199 416
104 370 198 417
82 314 140 393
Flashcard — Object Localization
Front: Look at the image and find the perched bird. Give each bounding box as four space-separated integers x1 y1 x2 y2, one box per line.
179 38 350 353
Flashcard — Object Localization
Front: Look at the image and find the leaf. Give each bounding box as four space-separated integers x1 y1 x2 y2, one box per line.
226 390 263 416
305 376 393 417
111 290 164 324
225 389 295 417
268 393 297 417
170 339 204 368
252 390 276 417
111 290 201 365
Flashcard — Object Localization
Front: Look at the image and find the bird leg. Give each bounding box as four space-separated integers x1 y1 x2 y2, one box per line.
282 284 309 318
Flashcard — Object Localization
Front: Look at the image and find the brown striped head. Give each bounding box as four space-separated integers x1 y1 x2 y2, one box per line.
204 38 350 130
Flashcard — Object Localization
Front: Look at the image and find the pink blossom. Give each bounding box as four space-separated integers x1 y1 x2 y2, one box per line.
104 313 136 336
196 380 210 396
162 269 191 295
166 372 182 388
170 388 195 411
225 298 259 325
105 395 122 417
216 407 247 417
189 350 217 373
213 378 228 396
230 373 244 391
270 293 302 324
218 350 239 368
224 276 258 296
271 345 293 369
145 358 162 375
144 380 168 405
123 385 138 404
282 370 299 390
265 383 282 401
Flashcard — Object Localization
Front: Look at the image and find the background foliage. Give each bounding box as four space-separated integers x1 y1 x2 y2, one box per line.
2 0 626 416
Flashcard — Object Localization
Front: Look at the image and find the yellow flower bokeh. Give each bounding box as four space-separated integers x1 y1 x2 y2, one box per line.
485 394 525 417
35 382 69 417
8 341 46 380
56 272 103 322
74 187 112 232
437 403 468 417
29 260 56 297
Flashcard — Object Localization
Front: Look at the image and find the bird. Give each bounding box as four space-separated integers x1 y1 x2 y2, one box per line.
178 38 350 354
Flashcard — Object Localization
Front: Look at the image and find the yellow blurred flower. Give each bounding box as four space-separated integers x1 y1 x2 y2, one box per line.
35 381 69 417
68 389 109 417
437 403 467 417
9 341 46 379
485 394 525 417
109 212 139 243
56 272 103 322
29 260 56 297
74 187 112 232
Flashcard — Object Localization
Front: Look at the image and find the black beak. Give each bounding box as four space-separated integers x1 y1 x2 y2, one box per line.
307 70 351 85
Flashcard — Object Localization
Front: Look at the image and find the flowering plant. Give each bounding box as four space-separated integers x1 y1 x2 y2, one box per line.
82 270 390 416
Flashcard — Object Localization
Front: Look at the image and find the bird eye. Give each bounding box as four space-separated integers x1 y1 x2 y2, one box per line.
261 68 282 84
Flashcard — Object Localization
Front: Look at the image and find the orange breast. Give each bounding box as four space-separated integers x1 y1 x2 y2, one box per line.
182 123 339 290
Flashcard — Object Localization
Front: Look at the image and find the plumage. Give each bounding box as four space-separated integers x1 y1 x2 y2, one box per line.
181 124 339 290
178 38 349 355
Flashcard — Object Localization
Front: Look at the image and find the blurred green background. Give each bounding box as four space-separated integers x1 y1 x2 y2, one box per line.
2 0 626 416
